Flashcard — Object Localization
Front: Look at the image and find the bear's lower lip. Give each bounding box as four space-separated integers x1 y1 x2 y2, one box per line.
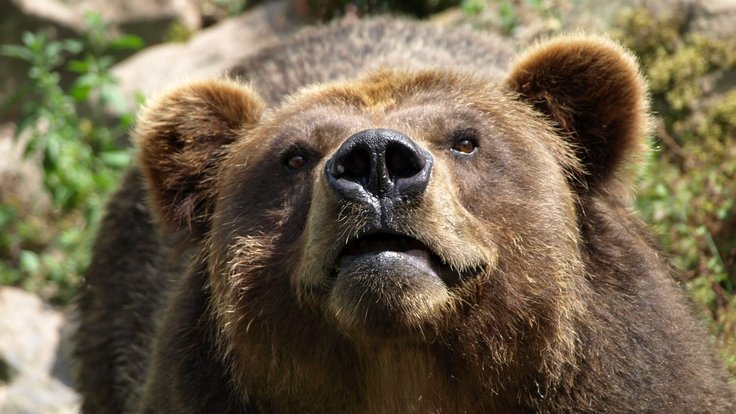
334 232 447 278
337 249 438 278
328 250 450 339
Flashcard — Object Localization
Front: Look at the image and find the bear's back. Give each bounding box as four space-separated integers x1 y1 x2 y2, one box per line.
232 18 513 104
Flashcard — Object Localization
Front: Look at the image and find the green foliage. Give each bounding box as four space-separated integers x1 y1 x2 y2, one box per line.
164 21 195 43
212 0 250 16
615 7 736 376
0 13 142 304
461 0 486 16
497 0 520 33
460 0 567 35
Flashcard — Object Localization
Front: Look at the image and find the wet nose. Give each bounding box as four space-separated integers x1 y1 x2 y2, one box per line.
325 128 433 203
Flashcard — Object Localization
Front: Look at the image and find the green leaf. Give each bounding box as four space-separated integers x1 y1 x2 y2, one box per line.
100 85 130 113
97 55 115 70
62 39 84 54
15 112 39 139
0 44 34 62
83 12 104 29
19 250 41 275
100 150 130 168
0 206 15 227
45 41 62 60
71 74 98 101
67 59 90 74
109 34 144 51
21 31 37 48
69 83 93 101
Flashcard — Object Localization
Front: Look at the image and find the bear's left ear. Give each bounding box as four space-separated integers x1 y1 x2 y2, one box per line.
134 78 265 233
505 34 651 189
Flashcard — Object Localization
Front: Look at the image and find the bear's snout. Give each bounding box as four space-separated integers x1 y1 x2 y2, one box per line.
325 128 433 205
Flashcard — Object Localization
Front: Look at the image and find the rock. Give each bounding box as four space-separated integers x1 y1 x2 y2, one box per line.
111 0 304 112
68 0 202 45
2 0 83 32
0 287 79 414
2 375 78 414
690 0 736 38
435 0 736 47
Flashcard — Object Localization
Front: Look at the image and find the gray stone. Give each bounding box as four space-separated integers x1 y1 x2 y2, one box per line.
0 287 79 414
691 0 736 38
2 375 79 414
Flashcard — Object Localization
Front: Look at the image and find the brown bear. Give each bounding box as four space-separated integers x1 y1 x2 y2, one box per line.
74 17 735 413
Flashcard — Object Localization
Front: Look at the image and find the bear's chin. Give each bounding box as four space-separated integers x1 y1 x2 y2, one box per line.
327 250 451 340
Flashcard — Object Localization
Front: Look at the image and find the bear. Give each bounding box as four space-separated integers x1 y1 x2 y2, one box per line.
74 17 736 413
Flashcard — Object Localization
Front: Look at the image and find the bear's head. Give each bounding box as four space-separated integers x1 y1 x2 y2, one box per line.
135 34 649 394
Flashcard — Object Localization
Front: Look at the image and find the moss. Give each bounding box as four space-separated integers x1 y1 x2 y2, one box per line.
613 6 686 64
700 89 736 144
164 21 194 43
616 6 736 377
615 7 736 123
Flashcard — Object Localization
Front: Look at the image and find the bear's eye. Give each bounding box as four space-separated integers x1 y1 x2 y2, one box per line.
284 154 308 170
453 139 476 154
450 129 478 155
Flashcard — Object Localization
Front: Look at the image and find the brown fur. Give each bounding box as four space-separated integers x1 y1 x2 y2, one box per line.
505 34 650 189
75 18 735 413
134 79 265 233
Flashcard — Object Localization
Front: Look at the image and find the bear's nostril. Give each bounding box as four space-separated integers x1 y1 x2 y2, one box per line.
386 142 424 179
335 146 371 184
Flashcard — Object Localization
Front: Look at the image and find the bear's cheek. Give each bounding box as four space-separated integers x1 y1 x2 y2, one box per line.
206 156 317 298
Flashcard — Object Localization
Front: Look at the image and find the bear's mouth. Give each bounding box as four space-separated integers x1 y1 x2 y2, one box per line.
333 231 456 285
341 232 432 259
324 230 488 338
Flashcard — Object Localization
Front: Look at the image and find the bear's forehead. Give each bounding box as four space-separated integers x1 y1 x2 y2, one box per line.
257 102 503 155
283 69 502 114
253 70 512 146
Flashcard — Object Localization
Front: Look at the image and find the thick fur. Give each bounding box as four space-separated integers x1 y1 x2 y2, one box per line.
75 18 735 413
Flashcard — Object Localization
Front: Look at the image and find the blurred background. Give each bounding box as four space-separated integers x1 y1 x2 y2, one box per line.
0 0 734 412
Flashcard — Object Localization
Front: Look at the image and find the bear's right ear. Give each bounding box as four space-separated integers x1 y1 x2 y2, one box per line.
134 78 265 233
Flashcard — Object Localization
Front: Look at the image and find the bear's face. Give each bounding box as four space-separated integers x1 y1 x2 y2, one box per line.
134 34 648 383
210 70 581 343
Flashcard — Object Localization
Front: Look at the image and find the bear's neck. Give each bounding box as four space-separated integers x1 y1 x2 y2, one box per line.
346 342 523 413
359 343 455 412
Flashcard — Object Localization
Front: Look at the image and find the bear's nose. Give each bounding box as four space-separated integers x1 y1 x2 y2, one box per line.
325 128 433 203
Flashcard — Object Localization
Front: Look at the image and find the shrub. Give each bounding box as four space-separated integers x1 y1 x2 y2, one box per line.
0 14 142 304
